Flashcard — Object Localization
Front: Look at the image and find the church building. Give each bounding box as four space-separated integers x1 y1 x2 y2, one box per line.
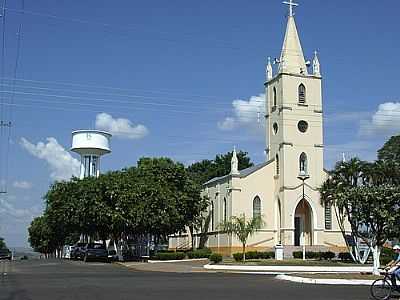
169 1 346 255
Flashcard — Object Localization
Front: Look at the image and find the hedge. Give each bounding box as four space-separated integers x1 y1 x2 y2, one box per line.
292 251 336 260
187 248 212 259
209 253 223 264
152 252 186 261
338 252 353 262
232 251 275 261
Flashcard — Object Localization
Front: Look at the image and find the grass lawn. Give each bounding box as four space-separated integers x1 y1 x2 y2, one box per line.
290 273 381 280
221 258 365 267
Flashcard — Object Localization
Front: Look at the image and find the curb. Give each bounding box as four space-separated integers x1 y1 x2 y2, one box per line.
147 258 208 264
275 274 375 286
203 264 373 273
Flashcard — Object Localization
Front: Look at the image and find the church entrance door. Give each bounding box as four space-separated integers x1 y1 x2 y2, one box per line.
294 199 313 246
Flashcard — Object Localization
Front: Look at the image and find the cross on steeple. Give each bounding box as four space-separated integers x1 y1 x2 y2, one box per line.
283 0 298 17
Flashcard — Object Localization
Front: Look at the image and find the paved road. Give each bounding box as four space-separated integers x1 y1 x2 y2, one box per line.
0 259 370 300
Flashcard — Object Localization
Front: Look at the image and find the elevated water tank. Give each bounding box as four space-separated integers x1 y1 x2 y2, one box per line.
71 130 112 179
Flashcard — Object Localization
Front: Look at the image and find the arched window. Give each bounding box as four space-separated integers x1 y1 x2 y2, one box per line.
276 154 280 175
253 196 261 219
299 152 308 175
223 197 227 223
273 87 277 107
298 84 306 104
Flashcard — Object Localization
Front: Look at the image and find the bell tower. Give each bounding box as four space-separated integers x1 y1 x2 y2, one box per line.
265 0 325 246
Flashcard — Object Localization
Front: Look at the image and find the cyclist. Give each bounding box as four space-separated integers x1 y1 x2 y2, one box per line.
385 245 400 287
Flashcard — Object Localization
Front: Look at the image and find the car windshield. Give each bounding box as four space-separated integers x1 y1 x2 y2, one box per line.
87 243 105 250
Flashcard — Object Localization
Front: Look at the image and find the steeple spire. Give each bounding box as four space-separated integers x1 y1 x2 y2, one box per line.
278 1 308 75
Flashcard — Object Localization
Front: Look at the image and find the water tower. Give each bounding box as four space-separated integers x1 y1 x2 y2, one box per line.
71 130 112 179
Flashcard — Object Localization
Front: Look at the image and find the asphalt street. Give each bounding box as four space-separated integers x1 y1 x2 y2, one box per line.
0 259 369 300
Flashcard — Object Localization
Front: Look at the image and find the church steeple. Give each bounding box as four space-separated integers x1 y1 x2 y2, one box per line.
279 1 308 75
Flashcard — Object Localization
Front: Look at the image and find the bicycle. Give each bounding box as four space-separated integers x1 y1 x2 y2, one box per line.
370 269 400 300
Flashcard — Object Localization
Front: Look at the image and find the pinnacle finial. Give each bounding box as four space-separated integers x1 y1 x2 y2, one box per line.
313 49 321 76
266 56 273 80
283 0 298 17
231 146 240 175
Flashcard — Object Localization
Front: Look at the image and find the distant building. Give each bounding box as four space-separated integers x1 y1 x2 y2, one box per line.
169 1 347 255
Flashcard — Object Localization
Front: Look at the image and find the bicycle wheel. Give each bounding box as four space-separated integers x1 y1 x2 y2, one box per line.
370 278 392 300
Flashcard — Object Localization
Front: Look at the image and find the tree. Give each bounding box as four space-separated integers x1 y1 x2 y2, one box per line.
320 158 371 263
377 135 400 163
339 185 400 274
320 155 400 273
220 214 264 262
0 237 6 249
28 215 55 256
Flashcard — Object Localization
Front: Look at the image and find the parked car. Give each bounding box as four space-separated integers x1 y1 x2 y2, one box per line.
83 243 109 262
70 242 86 260
0 248 12 260
108 250 118 262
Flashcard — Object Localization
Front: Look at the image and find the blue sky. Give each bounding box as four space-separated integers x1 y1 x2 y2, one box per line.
0 0 399 247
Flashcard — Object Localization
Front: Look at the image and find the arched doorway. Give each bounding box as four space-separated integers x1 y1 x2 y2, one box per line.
294 199 313 246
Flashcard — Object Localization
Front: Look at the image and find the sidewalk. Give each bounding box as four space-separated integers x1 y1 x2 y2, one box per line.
204 264 373 273
275 274 375 286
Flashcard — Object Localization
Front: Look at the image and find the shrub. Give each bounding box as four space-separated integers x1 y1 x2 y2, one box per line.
293 251 302 259
233 252 243 262
152 252 186 261
232 251 275 261
321 251 335 260
209 253 223 264
338 252 353 262
380 247 396 265
187 248 212 259
260 251 275 259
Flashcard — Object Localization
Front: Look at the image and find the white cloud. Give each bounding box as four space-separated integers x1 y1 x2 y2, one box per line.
95 112 149 139
0 197 41 220
20 137 80 181
12 181 32 189
218 94 265 131
218 117 236 131
359 102 400 136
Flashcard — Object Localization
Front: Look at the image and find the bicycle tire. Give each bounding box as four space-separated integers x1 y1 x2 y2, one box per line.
370 278 392 300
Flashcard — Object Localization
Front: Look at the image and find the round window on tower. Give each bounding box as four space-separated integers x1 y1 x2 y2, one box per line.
298 120 308 133
273 123 279 135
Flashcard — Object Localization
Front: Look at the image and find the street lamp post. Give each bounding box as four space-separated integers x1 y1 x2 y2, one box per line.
297 172 310 261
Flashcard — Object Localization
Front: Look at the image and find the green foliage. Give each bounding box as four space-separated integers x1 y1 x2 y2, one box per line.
378 135 400 163
187 248 212 259
292 251 335 260
233 252 243 262
380 247 396 265
209 253 223 264
232 251 274 261
29 156 209 255
220 214 264 262
338 252 353 261
187 150 253 185
0 237 6 249
320 251 335 260
152 252 186 261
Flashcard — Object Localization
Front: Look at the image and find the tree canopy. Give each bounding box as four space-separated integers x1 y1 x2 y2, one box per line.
377 135 400 163
320 138 400 274
29 157 209 255
0 237 6 249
